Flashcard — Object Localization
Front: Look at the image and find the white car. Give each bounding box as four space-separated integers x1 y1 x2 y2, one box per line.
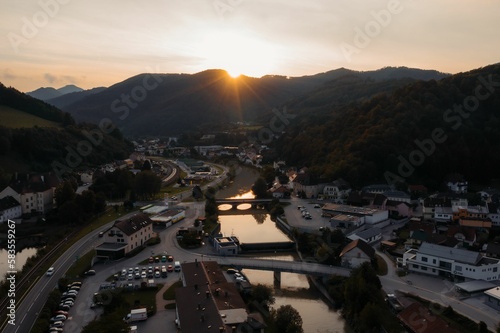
46 267 55 276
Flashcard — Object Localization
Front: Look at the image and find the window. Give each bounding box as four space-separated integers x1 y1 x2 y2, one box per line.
422 257 428 262
494 267 498 272
422 267 427 271
413 264 419 269
455 266 462 271
433 259 436 264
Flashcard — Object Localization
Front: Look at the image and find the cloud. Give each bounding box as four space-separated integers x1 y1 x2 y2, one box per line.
1 69 17 80
44 73 57 84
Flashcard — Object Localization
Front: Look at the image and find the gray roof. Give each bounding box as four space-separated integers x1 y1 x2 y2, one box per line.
355 227 382 240
384 191 410 199
454 280 496 293
418 243 482 265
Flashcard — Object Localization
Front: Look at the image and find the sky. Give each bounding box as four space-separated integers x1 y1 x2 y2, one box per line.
1 0 499 92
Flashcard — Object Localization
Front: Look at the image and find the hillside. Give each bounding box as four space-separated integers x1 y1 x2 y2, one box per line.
0 105 61 128
46 86 106 109
274 64 500 188
61 67 448 136
0 84 133 175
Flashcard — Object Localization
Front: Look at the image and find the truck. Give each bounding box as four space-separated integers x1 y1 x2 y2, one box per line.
123 308 147 323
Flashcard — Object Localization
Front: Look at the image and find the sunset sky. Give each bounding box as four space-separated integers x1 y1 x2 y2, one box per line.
1 0 499 92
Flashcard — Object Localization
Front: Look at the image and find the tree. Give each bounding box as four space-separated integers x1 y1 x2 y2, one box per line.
251 177 268 199
273 305 304 333
55 180 76 207
478 321 488 333
251 284 275 310
134 171 161 199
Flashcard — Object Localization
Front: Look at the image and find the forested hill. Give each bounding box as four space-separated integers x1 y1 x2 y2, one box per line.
275 64 500 189
0 83 74 125
60 67 448 136
0 84 133 177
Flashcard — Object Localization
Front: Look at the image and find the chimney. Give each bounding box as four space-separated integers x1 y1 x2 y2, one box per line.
206 291 210 299
232 326 236 333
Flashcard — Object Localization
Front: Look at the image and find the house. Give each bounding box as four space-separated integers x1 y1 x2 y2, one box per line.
398 302 459 333
213 236 240 256
453 206 489 221
403 242 500 281
484 287 500 311
446 225 476 247
339 239 375 268
458 217 492 229
485 243 500 259
0 173 59 216
322 179 351 202
0 196 22 223
386 200 412 217
348 227 382 244
421 197 451 220
408 184 428 198
330 214 363 230
270 185 289 199
383 191 411 204
362 184 395 194
447 175 468 194
95 213 153 260
434 206 453 221
175 261 265 333
487 202 500 227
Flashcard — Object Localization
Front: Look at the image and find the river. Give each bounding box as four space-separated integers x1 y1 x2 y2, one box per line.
216 164 347 332
0 247 39 281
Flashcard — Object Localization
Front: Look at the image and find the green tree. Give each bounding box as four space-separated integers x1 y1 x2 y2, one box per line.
251 284 275 310
58 200 80 224
134 171 161 199
358 302 382 333
76 190 96 220
251 177 268 199
273 305 304 333
55 180 76 207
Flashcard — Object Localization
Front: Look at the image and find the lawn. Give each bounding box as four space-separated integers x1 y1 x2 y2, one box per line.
122 284 164 316
0 105 61 128
163 280 182 300
65 249 96 279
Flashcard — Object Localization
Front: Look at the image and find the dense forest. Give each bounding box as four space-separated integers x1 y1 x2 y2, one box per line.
275 64 500 189
0 84 133 177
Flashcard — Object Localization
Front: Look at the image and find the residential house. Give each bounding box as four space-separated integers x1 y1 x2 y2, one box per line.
459 217 492 230
384 190 411 204
386 200 412 217
339 239 375 268
487 202 500 227
322 179 351 202
485 243 500 259
447 175 468 194
175 261 265 333
348 227 382 244
403 242 500 281
453 206 489 221
434 206 453 222
484 287 500 311
398 302 459 333
362 184 395 194
95 213 153 260
0 196 21 223
421 197 451 220
0 173 59 216
408 184 428 198
270 185 289 199
446 225 476 247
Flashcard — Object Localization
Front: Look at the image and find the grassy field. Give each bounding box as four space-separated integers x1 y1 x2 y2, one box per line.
0 105 60 128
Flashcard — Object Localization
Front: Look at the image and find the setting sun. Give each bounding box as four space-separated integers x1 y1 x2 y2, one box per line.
198 31 279 78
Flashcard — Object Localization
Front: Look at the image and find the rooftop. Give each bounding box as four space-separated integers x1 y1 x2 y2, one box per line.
113 213 153 236
418 243 482 265
322 203 383 216
340 239 375 259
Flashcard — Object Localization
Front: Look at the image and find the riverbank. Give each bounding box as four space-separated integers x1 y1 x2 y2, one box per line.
215 166 260 199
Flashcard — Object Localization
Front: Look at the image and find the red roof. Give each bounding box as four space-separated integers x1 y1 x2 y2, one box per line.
398 302 459 333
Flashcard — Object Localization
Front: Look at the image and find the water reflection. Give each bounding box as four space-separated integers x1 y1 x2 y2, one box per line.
0 247 40 281
218 214 290 243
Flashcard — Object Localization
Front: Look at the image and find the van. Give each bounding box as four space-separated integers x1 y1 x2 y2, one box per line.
174 261 181 272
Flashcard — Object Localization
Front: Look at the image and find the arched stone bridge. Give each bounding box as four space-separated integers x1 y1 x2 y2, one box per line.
215 198 275 210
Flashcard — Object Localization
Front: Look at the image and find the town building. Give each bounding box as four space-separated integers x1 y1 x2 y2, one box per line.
484 286 500 311
322 179 351 202
403 242 500 281
95 213 154 260
0 196 21 223
339 239 375 268
175 261 265 333
348 227 382 244
322 203 389 225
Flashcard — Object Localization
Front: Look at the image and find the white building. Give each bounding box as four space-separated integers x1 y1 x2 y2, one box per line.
0 196 22 223
323 179 351 202
96 213 154 260
403 243 500 281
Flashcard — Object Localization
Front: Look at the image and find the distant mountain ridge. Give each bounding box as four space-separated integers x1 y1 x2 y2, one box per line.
59 66 449 136
46 87 107 109
27 84 84 101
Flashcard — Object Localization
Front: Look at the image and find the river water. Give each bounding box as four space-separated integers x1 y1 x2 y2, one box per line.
0 247 39 281
216 165 347 332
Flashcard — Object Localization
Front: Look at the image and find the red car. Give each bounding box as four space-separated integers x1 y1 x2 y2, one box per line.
167 265 174 272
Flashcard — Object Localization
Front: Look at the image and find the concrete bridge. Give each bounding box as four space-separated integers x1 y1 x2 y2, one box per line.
215 198 275 210
204 256 351 288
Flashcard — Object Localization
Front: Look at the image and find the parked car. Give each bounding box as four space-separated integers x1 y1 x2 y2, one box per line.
148 256 154 263
154 271 161 278
161 255 167 262
53 310 68 317
167 265 174 272
98 231 104 237
141 271 147 279
167 255 174 262
50 321 64 328
227 268 239 274
58 305 70 311
127 274 133 280
50 315 67 322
